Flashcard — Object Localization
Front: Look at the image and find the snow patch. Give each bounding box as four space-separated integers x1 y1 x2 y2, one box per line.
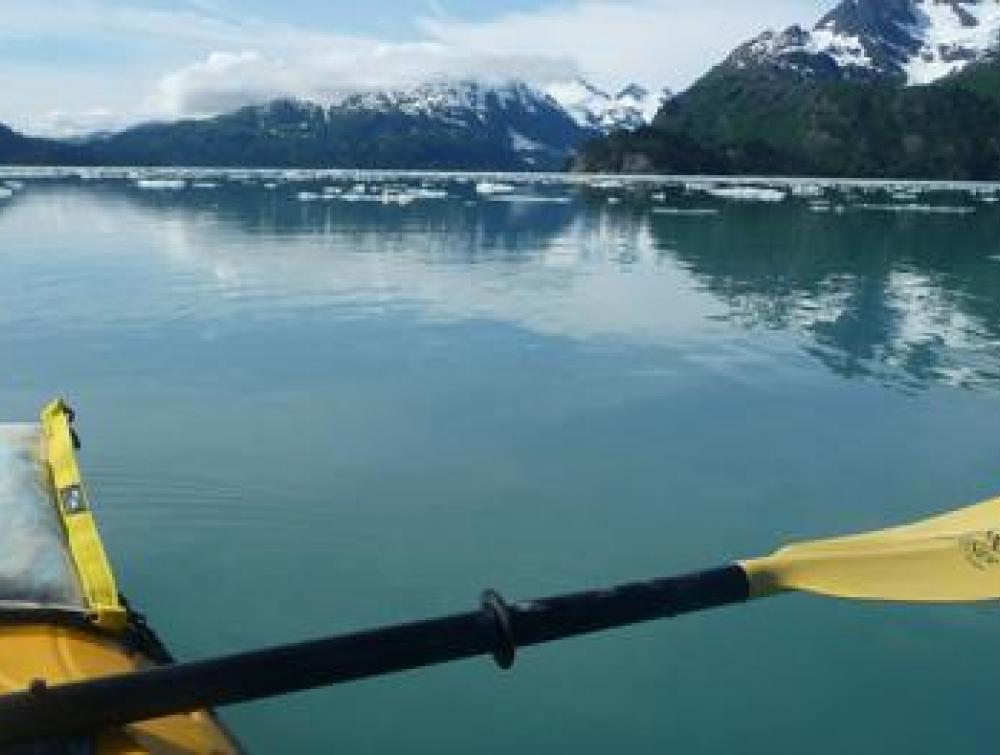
903 0 1000 84
808 27 874 69
546 78 666 132
509 129 545 153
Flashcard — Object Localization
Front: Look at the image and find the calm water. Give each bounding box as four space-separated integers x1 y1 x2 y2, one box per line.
3 172 1000 752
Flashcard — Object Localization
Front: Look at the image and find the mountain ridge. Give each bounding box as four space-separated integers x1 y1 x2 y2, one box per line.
574 0 1000 179
0 79 657 171
89 82 588 170
725 0 1000 84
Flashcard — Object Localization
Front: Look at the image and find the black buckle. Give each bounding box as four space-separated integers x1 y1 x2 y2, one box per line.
480 589 516 670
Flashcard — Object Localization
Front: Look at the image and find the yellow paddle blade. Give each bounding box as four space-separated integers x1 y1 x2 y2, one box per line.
741 494 1000 603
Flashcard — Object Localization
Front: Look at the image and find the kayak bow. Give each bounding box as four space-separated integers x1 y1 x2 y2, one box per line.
0 400 240 754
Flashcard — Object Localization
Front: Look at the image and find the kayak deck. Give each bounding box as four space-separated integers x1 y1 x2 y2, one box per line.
0 401 241 753
0 624 238 753
0 422 85 614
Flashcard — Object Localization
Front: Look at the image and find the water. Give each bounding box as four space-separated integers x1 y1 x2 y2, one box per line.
2 171 1000 752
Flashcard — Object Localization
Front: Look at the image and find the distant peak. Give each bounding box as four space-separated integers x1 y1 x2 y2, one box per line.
573 78 611 97
725 0 1000 85
546 78 664 133
616 83 649 100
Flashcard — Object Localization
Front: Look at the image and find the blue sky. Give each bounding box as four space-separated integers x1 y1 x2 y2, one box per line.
0 0 829 135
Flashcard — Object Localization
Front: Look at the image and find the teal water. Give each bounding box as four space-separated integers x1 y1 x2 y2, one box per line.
2 172 1000 752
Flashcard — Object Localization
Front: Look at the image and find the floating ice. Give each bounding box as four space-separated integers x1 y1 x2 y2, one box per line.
0 188 12 200
789 183 824 198
855 203 975 215
486 195 571 204
652 207 720 216
380 190 414 206
408 188 449 200
705 186 786 203
136 179 186 190
589 179 625 190
475 181 516 195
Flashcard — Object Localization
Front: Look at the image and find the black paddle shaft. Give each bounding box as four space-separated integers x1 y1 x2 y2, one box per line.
0 564 749 745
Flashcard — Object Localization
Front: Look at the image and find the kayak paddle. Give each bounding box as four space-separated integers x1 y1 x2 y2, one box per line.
2 492 1000 744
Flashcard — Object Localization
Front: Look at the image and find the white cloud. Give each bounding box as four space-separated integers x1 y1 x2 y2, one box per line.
143 0 823 121
40 108 124 138
150 51 298 118
145 46 582 119
420 0 823 91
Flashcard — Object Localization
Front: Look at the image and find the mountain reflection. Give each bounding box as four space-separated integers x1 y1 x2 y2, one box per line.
651 205 1000 389
6 177 1000 392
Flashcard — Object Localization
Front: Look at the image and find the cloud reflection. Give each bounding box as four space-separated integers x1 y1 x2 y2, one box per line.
3 177 1000 391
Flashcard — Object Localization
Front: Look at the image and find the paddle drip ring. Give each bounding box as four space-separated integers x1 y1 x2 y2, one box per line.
481 589 517 670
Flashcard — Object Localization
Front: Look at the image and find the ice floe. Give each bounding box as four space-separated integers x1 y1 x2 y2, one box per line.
475 181 516 195
589 178 625 190
854 203 975 215
704 186 786 203
651 207 720 216
0 167 997 214
136 179 186 190
485 195 571 204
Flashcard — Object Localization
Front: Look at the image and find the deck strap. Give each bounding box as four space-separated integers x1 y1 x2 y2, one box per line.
40 400 126 632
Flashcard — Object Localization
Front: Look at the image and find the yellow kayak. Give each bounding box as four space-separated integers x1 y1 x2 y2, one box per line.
0 400 240 753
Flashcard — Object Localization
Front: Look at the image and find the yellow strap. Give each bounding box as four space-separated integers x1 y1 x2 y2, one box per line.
40 400 126 632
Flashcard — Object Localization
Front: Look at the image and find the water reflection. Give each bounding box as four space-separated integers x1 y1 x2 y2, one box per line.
4 178 1000 391
652 206 1000 389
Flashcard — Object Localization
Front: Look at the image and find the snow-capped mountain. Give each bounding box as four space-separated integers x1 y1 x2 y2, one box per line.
75 80 603 171
727 0 1000 85
2 77 663 171
339 80 554 122
546 79 668 132
334 80 596 167
336 78 662 134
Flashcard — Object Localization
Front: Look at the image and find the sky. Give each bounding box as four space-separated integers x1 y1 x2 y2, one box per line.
0 0 830 136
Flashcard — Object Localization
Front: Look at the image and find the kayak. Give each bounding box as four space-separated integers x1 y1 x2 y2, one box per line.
0 400 241 753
